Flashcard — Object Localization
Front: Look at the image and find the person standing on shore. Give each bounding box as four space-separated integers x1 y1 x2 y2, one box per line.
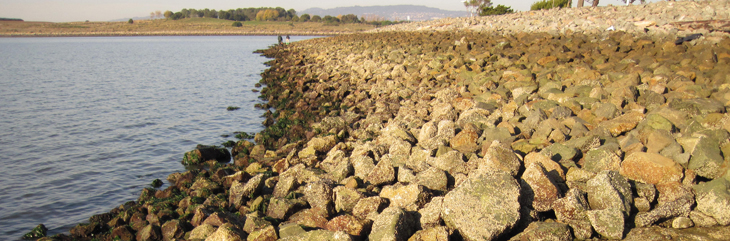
278 35 283 45
286 35 291 45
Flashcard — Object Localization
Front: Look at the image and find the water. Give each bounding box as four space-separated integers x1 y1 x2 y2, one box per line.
0 35 315 240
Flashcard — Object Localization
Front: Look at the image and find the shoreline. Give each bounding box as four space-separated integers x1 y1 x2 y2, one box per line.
28 1 730 240
0 32 342 37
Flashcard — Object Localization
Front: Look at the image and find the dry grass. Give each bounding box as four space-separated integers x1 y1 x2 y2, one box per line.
0 18 377 36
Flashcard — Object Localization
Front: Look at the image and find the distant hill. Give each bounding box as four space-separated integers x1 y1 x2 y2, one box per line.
300 5 467 21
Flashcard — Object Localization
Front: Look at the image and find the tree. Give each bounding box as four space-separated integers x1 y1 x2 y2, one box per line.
464 0 492 17
479 4 514 16
128 18 134 24
322 15 339 23
255 9 279 21
150 12 155 19
164 10 173 19
311 15 322 22
155 10 162 18
299 14 310 22
340 14 359 23
287 9 297 19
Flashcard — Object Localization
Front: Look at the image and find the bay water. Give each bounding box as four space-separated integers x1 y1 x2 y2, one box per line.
0 36 315 240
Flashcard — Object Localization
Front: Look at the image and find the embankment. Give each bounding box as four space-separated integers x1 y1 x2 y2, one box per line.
33 1 730 240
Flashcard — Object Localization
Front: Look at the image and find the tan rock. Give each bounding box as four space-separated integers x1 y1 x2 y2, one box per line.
620 152 684 185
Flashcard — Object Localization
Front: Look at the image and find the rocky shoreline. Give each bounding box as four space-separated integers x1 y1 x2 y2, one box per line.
31 1 730 240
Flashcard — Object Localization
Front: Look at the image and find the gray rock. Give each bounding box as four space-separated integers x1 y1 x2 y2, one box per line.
279 229 353 241
267 197 306 220
553 188 593 240
304 181 334 216
333 186 364 214
587 208 625 240
688 135 725 179
352 155 376 180
368 207 415 241
380 183 431 212
693 178 730 225
509 222 573 241
367 158 396 186
353 196 389 220
415 167 448 192
407 226 449 241
429 147 467 174
583 149 622 173
443 170 521 240
418 197 444 228
229 173 266 209
480 142 522 176
586 171 633 214
520 162 563 212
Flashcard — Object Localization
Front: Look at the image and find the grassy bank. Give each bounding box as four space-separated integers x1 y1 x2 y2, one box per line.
0 18 377 37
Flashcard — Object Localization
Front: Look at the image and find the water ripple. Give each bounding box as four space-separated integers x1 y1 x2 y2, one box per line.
0 36 320 240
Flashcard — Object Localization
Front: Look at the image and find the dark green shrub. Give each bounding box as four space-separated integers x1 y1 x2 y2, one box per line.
232 21 243 27
480 4 515 16
531 0 570 10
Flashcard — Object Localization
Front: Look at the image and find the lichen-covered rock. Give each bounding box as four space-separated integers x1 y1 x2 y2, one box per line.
415 167 448 193
161 220 186 241
587 208 625 240
693 178 730 226
586 171 633 214
369 207 415 241
206 223 245 241
582 149 622 173
620 152 684 185
520 162 563 212
407 226 449 241
229 174 266 209
688 135 725 179
509 222 573 241
367 158 396 186
287 208 329 229
190 224 217 240
480 142 522 176
304 181 335 216
443 169 521 240
279 229 352 241
380 183 431 211
325 214 368 236
353 196 389 220
136 224 162 241
246 225 277 241
552 188 593 240
267 197 306 220
333 186 364 213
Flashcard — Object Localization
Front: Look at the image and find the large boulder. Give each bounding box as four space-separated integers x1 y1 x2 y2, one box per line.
443 170 521 240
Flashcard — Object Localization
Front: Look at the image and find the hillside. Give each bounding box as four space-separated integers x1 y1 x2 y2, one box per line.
300 5 467 21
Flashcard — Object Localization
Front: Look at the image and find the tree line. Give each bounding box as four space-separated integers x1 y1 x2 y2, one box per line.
160 7 403 26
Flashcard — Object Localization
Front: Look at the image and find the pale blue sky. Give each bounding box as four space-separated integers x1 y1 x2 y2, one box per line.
1 0 643 22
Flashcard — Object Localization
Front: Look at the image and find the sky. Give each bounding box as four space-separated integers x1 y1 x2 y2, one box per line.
0 0 644 22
